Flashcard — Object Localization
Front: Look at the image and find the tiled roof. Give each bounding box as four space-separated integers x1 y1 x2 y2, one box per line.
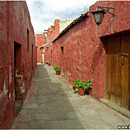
52 11 89 43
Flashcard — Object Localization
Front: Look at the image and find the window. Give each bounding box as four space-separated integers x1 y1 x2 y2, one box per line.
27 29 29 51
61 46 64 54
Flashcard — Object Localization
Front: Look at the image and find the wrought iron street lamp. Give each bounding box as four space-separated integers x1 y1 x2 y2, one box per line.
91 6 115 25
91 10 106 25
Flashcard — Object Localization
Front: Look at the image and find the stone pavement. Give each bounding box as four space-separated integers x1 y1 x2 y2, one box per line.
11 64 130 129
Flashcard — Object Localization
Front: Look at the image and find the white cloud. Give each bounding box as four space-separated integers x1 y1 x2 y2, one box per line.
26 0 97 34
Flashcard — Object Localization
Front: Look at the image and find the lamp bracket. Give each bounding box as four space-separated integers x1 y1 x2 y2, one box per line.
98 6 115 16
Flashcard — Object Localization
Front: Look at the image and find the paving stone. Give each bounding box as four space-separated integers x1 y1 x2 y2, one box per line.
47 121 66 129
31 114 50 120
11 65 130 129
27 120 47 129
47 95 60 101
35 97 49 104
73 98 91 106
19 109 29 114
81 117 112 129
48 112 68 121
60 106 77 113
79 109 99 117
14 114 34 122
46 106 63 113
65 119 86 129
37 91 48 96
101 114 122 124
12 123 29 129
115 112 130 124
28 108 47 114
66 111 83 119
23 103 38 108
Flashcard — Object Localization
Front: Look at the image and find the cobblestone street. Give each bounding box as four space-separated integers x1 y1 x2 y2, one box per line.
12 64 130 129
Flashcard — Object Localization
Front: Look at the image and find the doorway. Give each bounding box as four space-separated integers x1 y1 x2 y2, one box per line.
42 48 44 64
51 50 52 64
14 42 22 114
106 33 130 110
61 46 64 73
32 44 34 74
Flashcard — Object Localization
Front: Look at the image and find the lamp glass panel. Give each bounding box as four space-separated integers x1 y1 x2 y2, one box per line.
94 12 104 24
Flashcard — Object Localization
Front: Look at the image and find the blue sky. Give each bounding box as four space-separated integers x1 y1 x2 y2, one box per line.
26 0 97 34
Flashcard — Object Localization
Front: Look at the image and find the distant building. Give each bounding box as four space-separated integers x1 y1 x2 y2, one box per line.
35 34 46 63
44 19 73 64
59 19 74 33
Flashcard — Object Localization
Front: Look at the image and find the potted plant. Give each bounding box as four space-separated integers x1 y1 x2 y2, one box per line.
48 62 51 66
46 61 51 66
72 78 80 90
84 79 92 95
72 78 92 96
54 66 60 75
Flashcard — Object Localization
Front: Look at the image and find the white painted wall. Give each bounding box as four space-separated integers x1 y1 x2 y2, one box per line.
59 19 73 33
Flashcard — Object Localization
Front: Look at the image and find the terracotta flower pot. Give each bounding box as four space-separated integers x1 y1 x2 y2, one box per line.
78 88 85 96
56 71 60 75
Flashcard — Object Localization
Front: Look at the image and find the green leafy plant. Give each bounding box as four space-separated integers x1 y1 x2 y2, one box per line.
72 79 80 90
72 78 92 90
46 61 50 65
54 66 60 72
85 80 92 89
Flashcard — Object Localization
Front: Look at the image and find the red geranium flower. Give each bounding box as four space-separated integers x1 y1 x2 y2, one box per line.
85 77 88 80
73 84 75 87
72 78 75 81
90 83 91 85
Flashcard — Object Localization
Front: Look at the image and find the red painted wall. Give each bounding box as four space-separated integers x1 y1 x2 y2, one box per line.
36 34 45 63
45 1 130 99
44 19 60 64
0 1 37 128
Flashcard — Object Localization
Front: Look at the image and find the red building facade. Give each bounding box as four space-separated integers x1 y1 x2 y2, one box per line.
45 1 130 110
44 19 73 64
0 1 37 128
36 34 46 63
44 19 60 64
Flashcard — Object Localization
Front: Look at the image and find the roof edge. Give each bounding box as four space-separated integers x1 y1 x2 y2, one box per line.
52 11 89 43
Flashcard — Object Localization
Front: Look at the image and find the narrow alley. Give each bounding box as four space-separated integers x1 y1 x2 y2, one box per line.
12 64 130 129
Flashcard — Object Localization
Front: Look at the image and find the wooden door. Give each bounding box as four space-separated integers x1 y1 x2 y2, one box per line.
121 33 130 110
106 36 122 106
106 33 130 110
